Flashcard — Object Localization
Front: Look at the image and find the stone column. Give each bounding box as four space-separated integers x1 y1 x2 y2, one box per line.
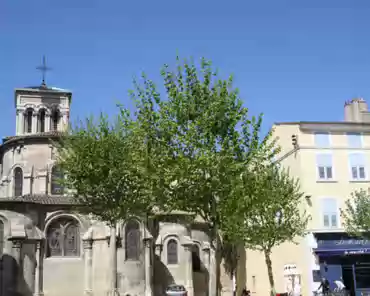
16 110 23 135
60 111 68 131
108 226 118 296
45 115 51 133
209 242 217 296
202 243 210 296
23 243 35 292
183 243 194 296
143 238 153 296
83 239 93 296
32 113 38 134
4 178 11 198
34 240 44 296
24 173 32 195
12 239 22 265
155 243 162 257
36 171 48 195
12 240 23 294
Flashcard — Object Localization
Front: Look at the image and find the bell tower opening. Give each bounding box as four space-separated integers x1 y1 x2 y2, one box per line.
50 108 60 131
38 109 46 132
24 108 34 134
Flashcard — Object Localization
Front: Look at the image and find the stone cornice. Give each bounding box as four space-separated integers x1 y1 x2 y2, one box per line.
1 131 64 149
14 87 72 108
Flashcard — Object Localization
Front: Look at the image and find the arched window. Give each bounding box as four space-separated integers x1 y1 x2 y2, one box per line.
24 108 33 133
13 167 23 197
125 220 140 260
167 239 178 265
46 217 80 257
38 109 46 132
0 220 4 256
51 109 60 131
192 245 201 272
51 165 64 195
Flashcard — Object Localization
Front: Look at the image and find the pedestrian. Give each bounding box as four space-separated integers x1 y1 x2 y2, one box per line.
317 277 330 295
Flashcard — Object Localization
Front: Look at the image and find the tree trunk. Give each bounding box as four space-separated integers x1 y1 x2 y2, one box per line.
109 225 117 296
263 248 275 296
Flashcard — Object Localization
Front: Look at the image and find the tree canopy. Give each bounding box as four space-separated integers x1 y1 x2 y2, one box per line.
341 189 370 237
221 164 309 294
128 57 278 234
56 110 154 225
55 56 309 296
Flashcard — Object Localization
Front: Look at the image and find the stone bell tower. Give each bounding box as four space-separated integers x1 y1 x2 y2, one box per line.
14 56 72 136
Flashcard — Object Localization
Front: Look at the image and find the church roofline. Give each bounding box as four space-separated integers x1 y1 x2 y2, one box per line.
15 86 72 95
1 131 65 147
0 194 76 205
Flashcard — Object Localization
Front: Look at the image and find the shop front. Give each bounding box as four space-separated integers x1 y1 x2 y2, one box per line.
314 233 370 296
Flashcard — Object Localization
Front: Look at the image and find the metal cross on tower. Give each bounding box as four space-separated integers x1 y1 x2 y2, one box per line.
36 55 52 86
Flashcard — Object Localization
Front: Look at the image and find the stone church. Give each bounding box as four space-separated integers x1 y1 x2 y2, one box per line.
0 80 236 296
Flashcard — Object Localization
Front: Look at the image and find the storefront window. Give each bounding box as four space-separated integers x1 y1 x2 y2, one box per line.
355 264 370 289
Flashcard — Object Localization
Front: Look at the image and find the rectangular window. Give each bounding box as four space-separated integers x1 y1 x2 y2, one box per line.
314 132 330 148
316 154 333 180
321 198 338 228
349 153 367 180
347 132 362 148
355 265 370 289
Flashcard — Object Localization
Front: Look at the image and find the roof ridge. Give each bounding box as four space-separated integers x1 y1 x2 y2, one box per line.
0 194 75 205
2 131 65 145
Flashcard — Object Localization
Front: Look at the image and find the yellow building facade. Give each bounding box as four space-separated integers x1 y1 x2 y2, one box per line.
245 98 370 296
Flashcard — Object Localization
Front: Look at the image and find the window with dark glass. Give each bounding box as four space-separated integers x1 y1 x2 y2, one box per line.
38 109 46 132
167 239 178 264
355 264 370 289
24 109 33 133
13 167 23 197
0 220 4 256
46 217 80 257
51 166 64 195
125 220 140 260
192 245 201 272
51 110 59 131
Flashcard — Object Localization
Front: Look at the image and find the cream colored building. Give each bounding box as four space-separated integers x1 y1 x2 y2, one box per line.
245 98 370 296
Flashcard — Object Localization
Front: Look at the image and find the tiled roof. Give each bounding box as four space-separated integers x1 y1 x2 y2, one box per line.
2 131 65 145
0 194 76 205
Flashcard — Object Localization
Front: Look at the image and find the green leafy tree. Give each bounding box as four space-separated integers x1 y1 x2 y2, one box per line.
129 57 278 292
222 165 309 296
56 110 154 295
341 189 370 237
56 55 281 295
131 56 277 226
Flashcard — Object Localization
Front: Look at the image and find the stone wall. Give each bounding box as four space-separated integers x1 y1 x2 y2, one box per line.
0 208 231 296
43 257 84 296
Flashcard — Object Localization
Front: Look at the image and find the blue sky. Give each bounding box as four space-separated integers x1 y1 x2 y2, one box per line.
0 0 367 137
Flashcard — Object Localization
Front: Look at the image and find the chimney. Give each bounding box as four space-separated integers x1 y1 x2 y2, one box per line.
344 98 368 122
358 98 368 113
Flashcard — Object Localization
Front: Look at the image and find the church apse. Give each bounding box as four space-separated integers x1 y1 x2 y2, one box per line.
0 61 234 296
